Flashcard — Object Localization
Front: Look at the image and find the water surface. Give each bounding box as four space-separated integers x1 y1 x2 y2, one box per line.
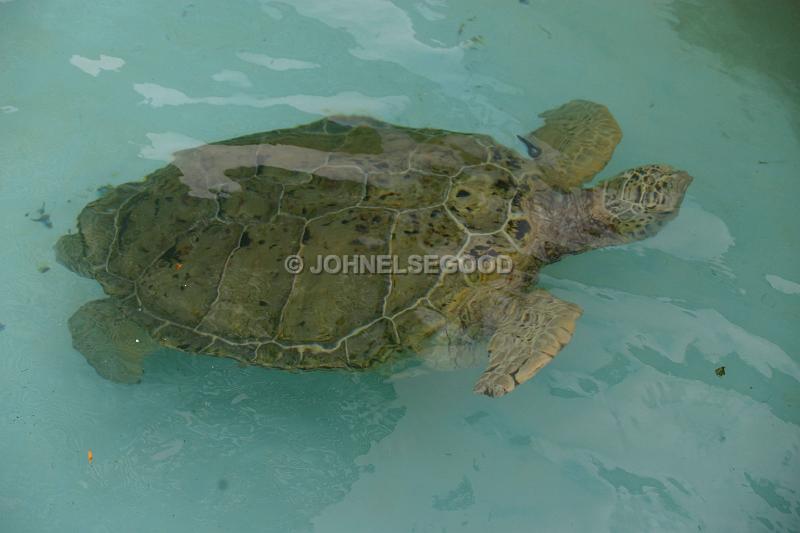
1 0 798 531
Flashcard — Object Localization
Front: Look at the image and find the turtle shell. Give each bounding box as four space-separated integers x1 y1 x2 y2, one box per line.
66 117 533 369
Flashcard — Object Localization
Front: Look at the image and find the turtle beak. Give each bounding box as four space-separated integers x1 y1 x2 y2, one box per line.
672 170 693 198
662 168 693 213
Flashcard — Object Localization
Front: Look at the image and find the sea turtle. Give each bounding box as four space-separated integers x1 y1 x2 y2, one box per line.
56 100 692 397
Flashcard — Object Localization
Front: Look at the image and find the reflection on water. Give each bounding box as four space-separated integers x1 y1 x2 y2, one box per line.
27 349 405 531
133 358 405 532
668 0 800 139
1 0 799 531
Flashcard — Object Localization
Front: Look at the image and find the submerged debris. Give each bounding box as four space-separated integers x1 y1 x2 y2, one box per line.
0 323 5 333
37 264 50 274
457 16 476 36
26 203 52 229
538 25 552 39
715 366 726 377
461 35 485 49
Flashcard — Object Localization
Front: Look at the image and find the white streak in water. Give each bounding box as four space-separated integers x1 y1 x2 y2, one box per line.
211 70 252 88
544 275 800 381
139 132 206 162
765 274 800 295
237 51 320 71
133 83 409 117
69 54 125 77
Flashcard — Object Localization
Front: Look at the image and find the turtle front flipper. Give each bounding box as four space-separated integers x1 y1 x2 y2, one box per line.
521 100 621 189
68 298 159 383
473 289 582 398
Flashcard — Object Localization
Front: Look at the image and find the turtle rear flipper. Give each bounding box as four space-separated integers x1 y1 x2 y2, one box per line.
55 233 94 278
473 289 582 398
521 100 622 189
68 298 158 383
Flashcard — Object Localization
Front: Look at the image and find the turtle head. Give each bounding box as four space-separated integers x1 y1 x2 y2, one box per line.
517 164 692 263
593 164 692 242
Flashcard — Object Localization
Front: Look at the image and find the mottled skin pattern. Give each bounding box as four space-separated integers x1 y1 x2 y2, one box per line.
57 100 692 397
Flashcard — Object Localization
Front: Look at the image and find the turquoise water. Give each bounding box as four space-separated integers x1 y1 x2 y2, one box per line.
2 0 799 531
